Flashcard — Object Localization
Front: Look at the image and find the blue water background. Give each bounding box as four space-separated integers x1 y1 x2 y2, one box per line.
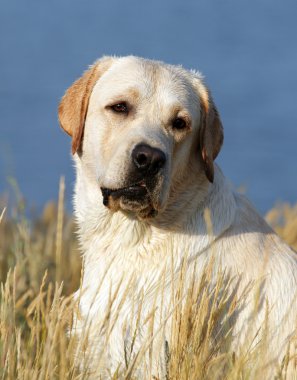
0 0 297 214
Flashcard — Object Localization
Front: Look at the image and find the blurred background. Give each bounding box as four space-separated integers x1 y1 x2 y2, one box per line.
0 0 296 214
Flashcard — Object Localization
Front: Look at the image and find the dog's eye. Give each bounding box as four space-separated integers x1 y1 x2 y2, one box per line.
172 117 187 130
111 102 128 114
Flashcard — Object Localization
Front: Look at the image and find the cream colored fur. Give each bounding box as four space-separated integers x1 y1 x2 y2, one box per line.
59 56 297 378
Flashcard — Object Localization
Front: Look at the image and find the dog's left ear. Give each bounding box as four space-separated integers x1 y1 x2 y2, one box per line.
197 84 224 183
58 57 113 154
199 96 224 183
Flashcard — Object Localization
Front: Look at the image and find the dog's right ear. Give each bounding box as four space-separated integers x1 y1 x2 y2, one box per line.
58 57 113 155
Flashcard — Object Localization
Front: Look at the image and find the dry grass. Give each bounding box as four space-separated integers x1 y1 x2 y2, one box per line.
0 182 297 379
266 202 297 251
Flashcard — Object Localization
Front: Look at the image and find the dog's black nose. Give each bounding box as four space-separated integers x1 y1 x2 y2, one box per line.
132 144 166 175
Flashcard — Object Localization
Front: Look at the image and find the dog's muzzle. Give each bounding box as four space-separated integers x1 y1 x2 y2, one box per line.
100 143 166 217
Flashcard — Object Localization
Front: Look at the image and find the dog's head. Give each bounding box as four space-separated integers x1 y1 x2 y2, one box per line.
59 56 223 218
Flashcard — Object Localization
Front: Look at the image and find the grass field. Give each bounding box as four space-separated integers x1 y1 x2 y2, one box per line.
0 181 297 379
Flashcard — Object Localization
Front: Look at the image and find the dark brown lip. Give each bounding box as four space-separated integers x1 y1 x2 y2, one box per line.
100 183 147 206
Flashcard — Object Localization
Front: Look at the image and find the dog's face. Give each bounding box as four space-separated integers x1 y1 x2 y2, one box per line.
59 56 223 218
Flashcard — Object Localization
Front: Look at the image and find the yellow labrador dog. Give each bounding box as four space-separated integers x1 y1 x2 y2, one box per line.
59 56 297 378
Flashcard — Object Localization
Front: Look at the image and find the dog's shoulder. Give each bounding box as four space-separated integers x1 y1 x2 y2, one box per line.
219 189 297 275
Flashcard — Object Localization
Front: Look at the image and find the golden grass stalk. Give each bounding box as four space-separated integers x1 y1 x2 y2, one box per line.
55 176 65 284
0 208 5 224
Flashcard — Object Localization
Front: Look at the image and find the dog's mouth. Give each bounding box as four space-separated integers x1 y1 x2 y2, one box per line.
100 181 158 218
101 182 147 205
